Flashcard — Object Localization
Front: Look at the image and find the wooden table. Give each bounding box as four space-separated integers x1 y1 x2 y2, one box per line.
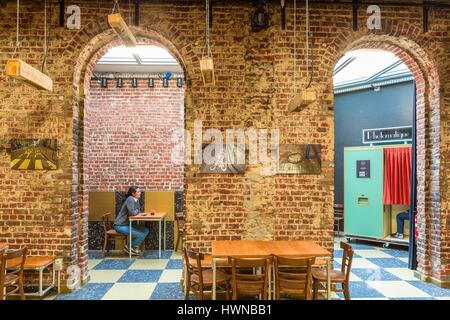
211 240 332 300
129 212 167 259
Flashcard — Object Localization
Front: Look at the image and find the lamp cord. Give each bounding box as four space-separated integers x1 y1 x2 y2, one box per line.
306 0 314 89
41 0 48 73
204 0 212 58
293 0 296 94
14 0 20 57
112 0 120 14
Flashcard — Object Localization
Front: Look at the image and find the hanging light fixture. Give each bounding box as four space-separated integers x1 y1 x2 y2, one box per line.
288 0 316 112
108 1 137 47
6 0 53 91
148 78 154 88
200 0 215 85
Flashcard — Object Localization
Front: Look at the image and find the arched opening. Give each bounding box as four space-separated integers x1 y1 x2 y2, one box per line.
329 36 441 284
72 32 188 284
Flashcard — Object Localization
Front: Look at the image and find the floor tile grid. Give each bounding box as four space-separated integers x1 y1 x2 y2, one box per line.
53 244 450 300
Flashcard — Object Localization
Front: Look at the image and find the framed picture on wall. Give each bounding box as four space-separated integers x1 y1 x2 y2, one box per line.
200 143 246 174
10 139 58 170
277 144 321 174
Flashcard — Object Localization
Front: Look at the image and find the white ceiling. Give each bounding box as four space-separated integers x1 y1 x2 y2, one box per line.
94 45 183 73
333 49 411 87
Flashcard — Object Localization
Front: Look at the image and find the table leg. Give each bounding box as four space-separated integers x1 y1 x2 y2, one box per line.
268 264 271 300
164 217 166 251
129 220 132 260
326 256 331 300
39 269 43 297
159 219 162 258
212 257 217 300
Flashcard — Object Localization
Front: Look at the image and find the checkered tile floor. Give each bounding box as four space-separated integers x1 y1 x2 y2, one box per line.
49 240 450 300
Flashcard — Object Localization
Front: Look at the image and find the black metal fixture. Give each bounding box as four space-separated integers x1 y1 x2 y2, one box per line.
280 0 286 30
148 78 154 88
100 78 108 88
176 78 183 88
352 0 360 31
131 78 138 87
251 0 270 32
423 5 429 32
116 78 123 88
59 0 65 27
162 78 169 88
134 0 140 26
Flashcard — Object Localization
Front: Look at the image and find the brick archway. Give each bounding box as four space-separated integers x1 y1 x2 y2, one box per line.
72 27 190 283
328 34 442 284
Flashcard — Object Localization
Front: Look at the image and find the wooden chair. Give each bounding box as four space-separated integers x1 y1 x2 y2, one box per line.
0 247 27 300
273 255 314 300
184 246 231 300
174 212 185 252
101 212 127 258
228 256 271 300
0 247 6 300
312 241 354 300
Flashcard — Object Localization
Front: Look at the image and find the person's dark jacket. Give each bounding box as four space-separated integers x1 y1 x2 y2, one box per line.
114 196 140 226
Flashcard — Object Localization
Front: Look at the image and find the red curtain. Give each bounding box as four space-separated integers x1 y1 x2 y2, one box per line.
383 147 411 205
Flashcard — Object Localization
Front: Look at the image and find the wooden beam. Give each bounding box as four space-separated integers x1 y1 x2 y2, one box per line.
107 13 137 47
288 88 317 112
200 57 215 85
6 59 53 92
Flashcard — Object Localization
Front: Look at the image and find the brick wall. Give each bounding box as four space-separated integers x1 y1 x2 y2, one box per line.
0 0 448 287
87 77 184 191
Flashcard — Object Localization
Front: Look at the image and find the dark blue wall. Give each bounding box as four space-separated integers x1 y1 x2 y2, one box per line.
334 81 414 204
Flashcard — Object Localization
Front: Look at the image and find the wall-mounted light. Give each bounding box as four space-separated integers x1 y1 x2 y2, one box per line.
162 78 169 88
116 78 123 88
148 78 154 88
107 13 137 47
176 78 183 88
251 1 270 32
131 78 138 88
100 78 108 88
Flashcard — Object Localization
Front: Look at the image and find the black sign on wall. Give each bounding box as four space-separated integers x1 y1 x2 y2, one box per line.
363 126 413 144
357 160 370 178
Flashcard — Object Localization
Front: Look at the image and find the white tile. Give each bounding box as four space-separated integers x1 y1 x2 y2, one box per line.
159 269 183 283
88 270 126 283
399 258 409 263
101 283 156 300
436 297 450 300
352 297 389 300
366 281 431 298
349 272 363 282
356 250 393 258
385 268 418 281
129 259 168 270
88 259 101 270
349 258 380 269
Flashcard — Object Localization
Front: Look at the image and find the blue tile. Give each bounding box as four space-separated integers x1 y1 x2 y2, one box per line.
55 283 113 300
118 270 162 283
346 243 377 250
93 259 134 270
380 249 409 258
335 281 385 299
407 281 450 297
150 283 184 300
334 250 361 259
139 250 173 259
367 258 408 268
88 250 103 259
166 259 183 269
351 268 401 281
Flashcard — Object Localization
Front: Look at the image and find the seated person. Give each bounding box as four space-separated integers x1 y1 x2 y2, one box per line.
114 186 150 255
392 209 410 239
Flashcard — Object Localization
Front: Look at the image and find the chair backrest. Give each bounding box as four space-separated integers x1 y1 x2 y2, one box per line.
273 255 314 300
0 248 7 298
228 256 271 300
340 242 354 282
101 212 113 233
175 212 185 230
183 246 207 298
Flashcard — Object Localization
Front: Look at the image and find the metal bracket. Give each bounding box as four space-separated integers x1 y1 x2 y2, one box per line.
281 0 286 30
423 5 429 32
135 0 140 26
352 0 359 31
59 0 65 27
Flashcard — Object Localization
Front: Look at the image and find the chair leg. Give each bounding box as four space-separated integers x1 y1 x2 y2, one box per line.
175 233 180 252
185 277 191 300
19 281 25 300
313 279 319 300
343 283 350 300
102 236 108 258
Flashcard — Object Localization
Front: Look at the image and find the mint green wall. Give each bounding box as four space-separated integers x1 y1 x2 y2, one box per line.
344 148 384 238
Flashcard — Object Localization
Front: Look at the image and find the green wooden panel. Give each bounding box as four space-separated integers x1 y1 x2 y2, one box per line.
344 148 384 238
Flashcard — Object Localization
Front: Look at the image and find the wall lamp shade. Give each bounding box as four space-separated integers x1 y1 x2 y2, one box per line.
6 59 53 92
288 88 317 112
200 57 215 85
148 78 154 87
107 13 137 47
